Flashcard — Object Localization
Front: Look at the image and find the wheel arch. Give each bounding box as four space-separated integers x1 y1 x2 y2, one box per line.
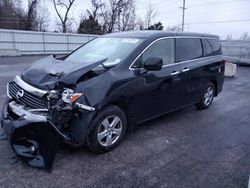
209 79 218 96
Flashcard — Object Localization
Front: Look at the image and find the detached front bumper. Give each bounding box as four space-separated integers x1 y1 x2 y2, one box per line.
1 101 59 171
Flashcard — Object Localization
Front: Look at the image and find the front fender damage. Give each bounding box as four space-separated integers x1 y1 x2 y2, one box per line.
1 98 97 171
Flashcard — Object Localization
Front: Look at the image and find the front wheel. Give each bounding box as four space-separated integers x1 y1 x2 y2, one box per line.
195 82 215 110
86 105 127 153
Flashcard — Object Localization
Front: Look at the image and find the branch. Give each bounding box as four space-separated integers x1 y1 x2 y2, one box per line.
58 0 69 9
53 0 64 23
63 0 75 23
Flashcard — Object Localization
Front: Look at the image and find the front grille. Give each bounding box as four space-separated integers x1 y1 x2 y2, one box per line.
8 82 47 109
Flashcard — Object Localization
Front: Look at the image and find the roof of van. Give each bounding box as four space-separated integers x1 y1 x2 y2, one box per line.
104 30 219 39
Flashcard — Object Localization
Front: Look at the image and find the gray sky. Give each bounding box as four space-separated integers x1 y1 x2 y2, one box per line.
22 0 250 39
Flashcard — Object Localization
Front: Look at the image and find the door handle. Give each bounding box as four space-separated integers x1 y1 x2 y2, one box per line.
182 68 190 72
170 71 180 76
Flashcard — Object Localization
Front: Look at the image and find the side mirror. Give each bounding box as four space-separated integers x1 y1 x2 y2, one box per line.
143 57 163 71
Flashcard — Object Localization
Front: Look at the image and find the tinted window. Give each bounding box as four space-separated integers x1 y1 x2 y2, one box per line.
203 39 213 56
207 39 222 55
141 39 175 66
176 38 203 62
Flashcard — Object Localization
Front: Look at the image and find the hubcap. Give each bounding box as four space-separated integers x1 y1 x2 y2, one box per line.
97 115 123 147
204 86 214 106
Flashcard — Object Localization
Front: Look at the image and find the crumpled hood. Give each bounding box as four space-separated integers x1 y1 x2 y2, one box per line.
21 55 106 90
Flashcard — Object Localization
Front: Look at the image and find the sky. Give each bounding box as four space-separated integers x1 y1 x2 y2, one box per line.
21 0 250 39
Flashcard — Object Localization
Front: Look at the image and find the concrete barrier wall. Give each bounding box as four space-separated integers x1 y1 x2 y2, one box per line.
0 29 98 56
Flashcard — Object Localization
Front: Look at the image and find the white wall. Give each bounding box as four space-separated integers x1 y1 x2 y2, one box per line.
0 29 98 56
221 40 250 64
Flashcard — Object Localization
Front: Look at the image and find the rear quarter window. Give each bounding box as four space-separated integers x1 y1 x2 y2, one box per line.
176 38 203 62
205 39 222 56
203 39 213 56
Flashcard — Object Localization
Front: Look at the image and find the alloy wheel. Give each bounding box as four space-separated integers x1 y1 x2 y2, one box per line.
203 86 214 106
97 115 123 147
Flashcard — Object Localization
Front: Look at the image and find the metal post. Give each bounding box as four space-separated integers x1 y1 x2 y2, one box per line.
67 34 70 53
42 33 46 54
12 31 16 49
180 0 186 32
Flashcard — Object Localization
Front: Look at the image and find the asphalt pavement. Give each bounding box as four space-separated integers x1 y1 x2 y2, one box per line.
0 56 250 188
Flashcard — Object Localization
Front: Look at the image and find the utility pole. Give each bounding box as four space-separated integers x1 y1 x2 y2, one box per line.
180 0 187 31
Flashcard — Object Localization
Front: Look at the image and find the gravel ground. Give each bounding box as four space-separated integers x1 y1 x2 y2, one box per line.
0 56 250 188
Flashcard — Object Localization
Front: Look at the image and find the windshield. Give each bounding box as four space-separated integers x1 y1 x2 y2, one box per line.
65 37 143 66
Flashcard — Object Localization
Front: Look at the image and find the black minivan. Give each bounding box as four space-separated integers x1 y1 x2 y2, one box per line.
1 31 225 170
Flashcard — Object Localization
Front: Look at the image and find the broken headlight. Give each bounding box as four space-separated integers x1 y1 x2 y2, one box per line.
62 89 82 104
47 90 59 99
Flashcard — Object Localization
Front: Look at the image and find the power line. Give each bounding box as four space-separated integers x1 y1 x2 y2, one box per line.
188 0 248 8
136 0 181 15
187 19 250 25
189 0 246 3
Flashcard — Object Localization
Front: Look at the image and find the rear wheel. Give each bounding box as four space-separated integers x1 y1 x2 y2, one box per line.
86 105 127 153
195 82 215 109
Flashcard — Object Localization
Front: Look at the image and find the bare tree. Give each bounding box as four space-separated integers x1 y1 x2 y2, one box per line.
166 25 182 32
240 32 250 40
52 0 75 33
0 0 23 29
0 0 42 31
78 0 104 34
136 18 144 30
10 0 38 30
119 0 136 31
36 6 50 31
136 4 157 30
99 0 133 33
87 0 105 20
25 0 39 30
145 4 157 28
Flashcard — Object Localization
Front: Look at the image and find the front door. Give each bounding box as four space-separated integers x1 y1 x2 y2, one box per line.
128 38 183 123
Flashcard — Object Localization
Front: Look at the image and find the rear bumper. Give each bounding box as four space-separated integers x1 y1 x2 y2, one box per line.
1 100 59 171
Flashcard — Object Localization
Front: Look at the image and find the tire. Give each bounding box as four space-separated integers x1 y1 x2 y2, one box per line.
195 82 215 110
86 105 127 153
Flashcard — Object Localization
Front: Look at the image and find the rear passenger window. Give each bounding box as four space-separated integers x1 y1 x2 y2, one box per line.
176 38 203 62
141 38 175 66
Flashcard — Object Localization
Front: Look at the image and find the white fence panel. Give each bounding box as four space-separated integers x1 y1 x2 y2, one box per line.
221 40 250 64
0 29 98 56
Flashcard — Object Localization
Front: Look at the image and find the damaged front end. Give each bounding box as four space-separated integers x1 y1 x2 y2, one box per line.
1 75 96 171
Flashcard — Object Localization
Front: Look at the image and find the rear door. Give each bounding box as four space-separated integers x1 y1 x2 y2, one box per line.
128 38 183 123
176 38 205 105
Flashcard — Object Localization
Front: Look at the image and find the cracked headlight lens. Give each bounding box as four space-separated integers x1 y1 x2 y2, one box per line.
62 89 82 104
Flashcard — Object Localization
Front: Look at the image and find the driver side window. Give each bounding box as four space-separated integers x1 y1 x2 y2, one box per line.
132 38 175 68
